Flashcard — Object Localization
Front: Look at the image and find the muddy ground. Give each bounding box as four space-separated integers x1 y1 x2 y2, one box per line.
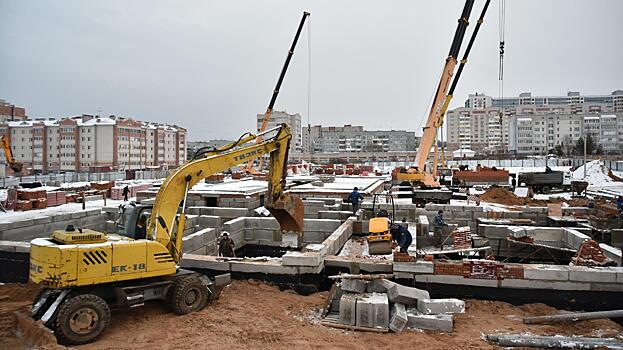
1 280 621 349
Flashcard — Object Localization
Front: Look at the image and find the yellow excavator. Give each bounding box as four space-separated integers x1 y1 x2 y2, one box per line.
29 124 304 345
1 135 23 174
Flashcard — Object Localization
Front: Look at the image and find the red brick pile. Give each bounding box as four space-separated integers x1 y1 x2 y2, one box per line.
15 189 49 211
433 260 525 280
571 239 612 266
451 228 472 249
46 191 67 207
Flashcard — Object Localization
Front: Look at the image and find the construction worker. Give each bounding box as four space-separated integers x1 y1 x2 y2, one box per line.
616 196 623 214
434 210 447 237
123 185 130 201
347 187 364 215
218 231 236 257
390 224 413 253
135 215 147 240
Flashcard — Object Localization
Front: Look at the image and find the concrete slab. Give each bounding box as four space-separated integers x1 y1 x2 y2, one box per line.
341 278 368 294
417 299 465 315
568 266 618 283
524 264 570 281
389 303 407 333
281 251 322 267
356 293 389 329
387 283 430 305
366 279 397 293
406 310 453 332
394 261 434 274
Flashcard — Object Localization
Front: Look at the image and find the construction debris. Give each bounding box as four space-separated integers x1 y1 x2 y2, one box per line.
523 309 623 325
484 333 623 349
571 239 615 267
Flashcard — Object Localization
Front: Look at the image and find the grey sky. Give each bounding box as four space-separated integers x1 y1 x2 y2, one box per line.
1 0 621 141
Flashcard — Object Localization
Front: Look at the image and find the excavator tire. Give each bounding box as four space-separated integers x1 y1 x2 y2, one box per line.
54 293 111 345
168 274 208 315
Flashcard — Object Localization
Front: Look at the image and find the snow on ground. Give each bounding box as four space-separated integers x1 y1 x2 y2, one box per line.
0 198 128 222
572 160 614 186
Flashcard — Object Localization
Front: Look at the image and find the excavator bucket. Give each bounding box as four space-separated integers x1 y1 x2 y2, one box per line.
266 193 304 233
10 162 23 174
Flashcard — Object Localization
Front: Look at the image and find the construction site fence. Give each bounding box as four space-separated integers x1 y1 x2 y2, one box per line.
366 158 623 172
0 169 173 187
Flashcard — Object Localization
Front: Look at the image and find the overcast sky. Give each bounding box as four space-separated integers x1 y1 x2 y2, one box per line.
1 0 621 141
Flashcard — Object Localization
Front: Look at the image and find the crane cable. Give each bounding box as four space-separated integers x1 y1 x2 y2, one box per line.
498 0 506 153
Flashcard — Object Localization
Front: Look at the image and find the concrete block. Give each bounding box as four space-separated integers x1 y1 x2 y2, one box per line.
524 264 569 281
197 215 222 228
304 219 341 233
359 261 393 273
389 303 408 333
14 241 30 253
568 266 618 283
415 274 500 288
70 211 87 219
356 293 389 329
406 310 453 332
417 299 465 315
499 278 591 291
339 293 357 325
394 261 434 274
0 241 17 252
230 261 298 275
302 231 327 243
282 232 302 248
387 283 430 305
281 251 322 267
223 217 246 234
302 243 327 257
32 216 53 225
341 278 368 293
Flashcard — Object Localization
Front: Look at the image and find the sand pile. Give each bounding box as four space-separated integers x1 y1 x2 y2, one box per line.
480 187 526 206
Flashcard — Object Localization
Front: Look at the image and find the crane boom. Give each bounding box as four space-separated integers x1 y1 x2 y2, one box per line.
247 11 310 172
148 124 303 263
412 0 474 186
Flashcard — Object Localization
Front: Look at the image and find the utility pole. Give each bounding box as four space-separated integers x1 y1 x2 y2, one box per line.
583 135 587 180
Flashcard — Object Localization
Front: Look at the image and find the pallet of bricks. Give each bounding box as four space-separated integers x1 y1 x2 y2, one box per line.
46 191 67 207
16 189 47 211
110 183 152 200
90 181 115 197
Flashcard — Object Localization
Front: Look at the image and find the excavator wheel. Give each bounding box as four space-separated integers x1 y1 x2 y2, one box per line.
168 274 208 315
53 293 111 345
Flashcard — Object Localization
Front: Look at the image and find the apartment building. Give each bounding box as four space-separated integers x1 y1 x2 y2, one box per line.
302 125 418 153
0 99 28 122
0 115 186 174
256 111 302 153
447 90 623 154
508 113 623 155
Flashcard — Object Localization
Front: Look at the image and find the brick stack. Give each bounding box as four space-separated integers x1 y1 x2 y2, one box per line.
46 191 67 207
16 189 47 211
571 239 611 266
110 183 153 200
433 260 525 280
14 200 33 211
32 198 48 209
451 228 471 250
90 181 115 197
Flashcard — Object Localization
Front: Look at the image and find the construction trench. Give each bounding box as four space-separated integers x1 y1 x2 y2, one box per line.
1 173 623 348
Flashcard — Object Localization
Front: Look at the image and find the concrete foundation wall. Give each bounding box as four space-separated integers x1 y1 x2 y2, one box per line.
0 208 106 241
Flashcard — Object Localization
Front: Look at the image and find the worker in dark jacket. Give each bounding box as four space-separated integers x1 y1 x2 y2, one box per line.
123 185 130 201
434 210 447 237
347 187 364 215
218 231 235 257
390 224 413 253
616 196 623 214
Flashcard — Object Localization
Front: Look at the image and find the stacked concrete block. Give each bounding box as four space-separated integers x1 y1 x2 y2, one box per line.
416 215 429 236
417 299 465 315
406 309 453 332
389 303 408 333
356 293 389 329
303 200 325 219
302 243 327 257
341 278 368 293
387 284 430 305
339 293 358 325
393 261 434 274
322 218 354 256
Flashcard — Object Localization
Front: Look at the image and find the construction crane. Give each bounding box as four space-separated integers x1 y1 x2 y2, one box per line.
29 124 304 345
397 0 490 187
1 135 23 174
246 11 310 173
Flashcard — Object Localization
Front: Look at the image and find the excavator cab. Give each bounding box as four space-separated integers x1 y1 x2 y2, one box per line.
367 193 395 255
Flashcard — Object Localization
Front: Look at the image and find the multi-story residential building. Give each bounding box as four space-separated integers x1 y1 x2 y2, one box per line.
302 125 419 153
0 114 187 174
0 99 28 122
447 90 623 154
508 113 623 155
256 111 302 153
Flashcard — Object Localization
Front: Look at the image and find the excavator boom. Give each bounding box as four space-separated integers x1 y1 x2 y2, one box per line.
148 124 303 263
1 135 23 174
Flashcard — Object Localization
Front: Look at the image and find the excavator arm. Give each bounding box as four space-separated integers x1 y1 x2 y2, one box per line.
1 135 23 174
147 124 303 263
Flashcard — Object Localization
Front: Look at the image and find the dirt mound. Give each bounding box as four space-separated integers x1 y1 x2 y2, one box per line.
1 280 620 349
480 187 526 206
480 187 587 207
